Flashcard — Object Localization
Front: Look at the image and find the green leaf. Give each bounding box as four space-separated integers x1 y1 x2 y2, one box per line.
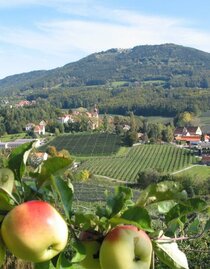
71 240 86 263
34 260 56 269
56 252 73 269
0 168 15 194
31 157 73 186
51 176 74 220
8 141 36 181
0 188 16 211
0 236 6 267
137 181 187 207
188 217 200 234
153 235 189 269
166 198 207 223
157 200 177 214
204 219 210 232
74 212 99 231
113 206 153 232
106 186 133 218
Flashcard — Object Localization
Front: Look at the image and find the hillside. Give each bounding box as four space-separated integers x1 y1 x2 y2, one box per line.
1 43 210 116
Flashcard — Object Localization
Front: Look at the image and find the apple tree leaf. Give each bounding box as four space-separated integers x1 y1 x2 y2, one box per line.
157 200 177 214
51 175 74 220
112 206 153 232
166 198 207 224
74 212 100 231
204 219 210 232
137 181 187 207
0 188 16 211
153 235 189 269
30 157 73 186
8 141 36 181
34 260 56 269
70 240 86 264
187 217 200 234
105 186 133 218
0 236 6 267
0 168 15 194
56 252 74 269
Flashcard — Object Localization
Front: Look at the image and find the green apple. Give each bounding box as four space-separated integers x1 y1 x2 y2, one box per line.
80 240 101 269
99 225 152 269
0 168 15 193
79 231 101 269
1 200 68 263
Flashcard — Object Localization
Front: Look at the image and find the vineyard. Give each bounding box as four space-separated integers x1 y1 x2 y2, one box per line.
78 144 198 182
42 133 121 156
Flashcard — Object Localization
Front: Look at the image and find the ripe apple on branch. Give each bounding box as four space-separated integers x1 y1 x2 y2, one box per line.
0 142 208 269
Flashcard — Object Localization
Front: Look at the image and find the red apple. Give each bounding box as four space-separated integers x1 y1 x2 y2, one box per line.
1 200 68 263
99 225 152 269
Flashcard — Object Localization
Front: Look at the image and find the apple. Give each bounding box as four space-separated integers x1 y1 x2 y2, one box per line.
1 200 68 263
99 225 152 269
0 168 15 193
79 231 101 269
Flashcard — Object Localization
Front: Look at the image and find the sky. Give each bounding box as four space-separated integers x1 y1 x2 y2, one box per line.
0 0 210 79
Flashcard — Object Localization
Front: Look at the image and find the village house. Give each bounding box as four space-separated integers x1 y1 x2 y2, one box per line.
57 114 74 124
25 120 47 135
174 126 203 143
15 100 36 107
25 123 35 131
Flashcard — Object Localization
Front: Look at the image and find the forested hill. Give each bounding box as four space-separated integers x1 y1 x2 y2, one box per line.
1 44 210 116
1 43 210 95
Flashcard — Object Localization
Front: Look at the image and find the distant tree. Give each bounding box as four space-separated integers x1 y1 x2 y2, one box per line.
148 123 163 142
124 130 138 146
200 77 209 88
46 146 58 157
174 111 194 127
129 112 137 132
162 125 174 142
102 113 108 132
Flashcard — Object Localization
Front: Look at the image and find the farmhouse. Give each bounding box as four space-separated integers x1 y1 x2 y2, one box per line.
174 126 202 143
15 100 36 107
26 120 47 135
57 114 74 124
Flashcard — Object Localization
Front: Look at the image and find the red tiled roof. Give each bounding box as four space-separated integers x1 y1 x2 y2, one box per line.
175 135 201 142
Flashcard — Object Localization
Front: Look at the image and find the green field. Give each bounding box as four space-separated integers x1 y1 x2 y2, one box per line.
178 165 210 180
42 133 122 156
79 144 197 182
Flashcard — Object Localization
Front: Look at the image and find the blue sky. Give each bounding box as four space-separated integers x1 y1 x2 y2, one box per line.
0 0 210 79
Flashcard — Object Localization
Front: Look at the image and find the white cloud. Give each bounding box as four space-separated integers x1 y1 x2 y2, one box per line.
0 5 210 78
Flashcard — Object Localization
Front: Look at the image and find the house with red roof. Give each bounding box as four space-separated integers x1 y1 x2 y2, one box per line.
174 126 202 143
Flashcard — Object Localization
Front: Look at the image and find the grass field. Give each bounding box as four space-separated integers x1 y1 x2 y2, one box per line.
41 133 122 156
178 165 210 180
79 144 198 182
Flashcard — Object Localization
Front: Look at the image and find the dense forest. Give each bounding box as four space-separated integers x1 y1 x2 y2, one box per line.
0 44 210 116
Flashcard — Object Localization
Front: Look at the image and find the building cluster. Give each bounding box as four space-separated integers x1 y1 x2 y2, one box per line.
57 106 99 130
174 126 210 165
15 100 36 107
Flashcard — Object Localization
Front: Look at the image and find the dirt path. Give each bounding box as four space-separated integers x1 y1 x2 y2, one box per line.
94 174 129 184
171 164 201 175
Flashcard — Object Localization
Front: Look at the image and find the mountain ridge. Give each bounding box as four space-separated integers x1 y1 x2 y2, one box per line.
0 43 210 96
